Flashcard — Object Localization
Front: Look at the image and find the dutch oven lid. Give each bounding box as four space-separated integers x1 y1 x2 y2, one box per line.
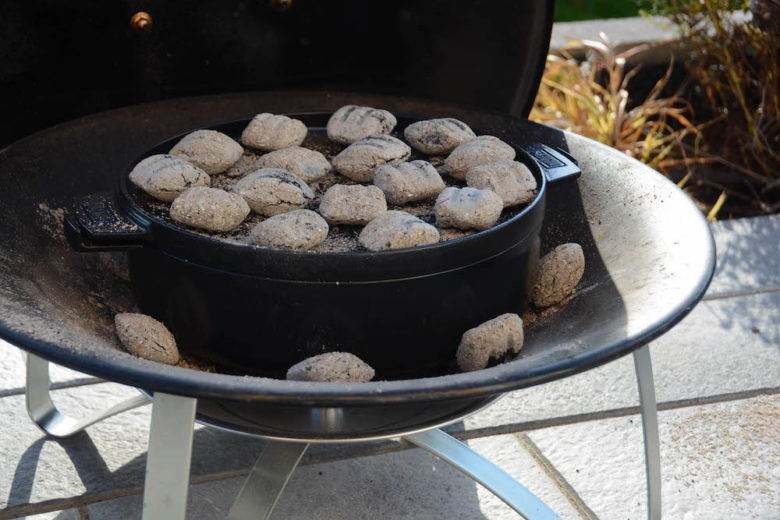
0 0 553 148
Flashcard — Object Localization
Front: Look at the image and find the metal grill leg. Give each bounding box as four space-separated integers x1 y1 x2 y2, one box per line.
24 352 151 438
142 392 197 520
405 428 561 520
227 441 309 520
633 345 661 520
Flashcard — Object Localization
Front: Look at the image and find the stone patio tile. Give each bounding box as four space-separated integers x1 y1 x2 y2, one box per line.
0 381 405 515
707 214 780 299
0 340 97 394
464 291 780 432
84 435 585 520
2 377 590 520
0 388 148 514
0 383 293 514
526 395 780 520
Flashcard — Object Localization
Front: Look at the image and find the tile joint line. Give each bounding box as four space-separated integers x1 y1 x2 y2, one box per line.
515 432 600 520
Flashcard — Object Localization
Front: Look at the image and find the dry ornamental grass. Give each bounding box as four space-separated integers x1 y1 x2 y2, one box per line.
532 1 780 220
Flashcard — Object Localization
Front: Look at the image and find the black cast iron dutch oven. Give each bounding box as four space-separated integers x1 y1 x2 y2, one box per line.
64 112 580 379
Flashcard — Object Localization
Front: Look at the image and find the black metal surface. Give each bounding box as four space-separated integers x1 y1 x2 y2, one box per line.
193 394 502 441
63 113 580 378
0 0 553 148
0 92 715 440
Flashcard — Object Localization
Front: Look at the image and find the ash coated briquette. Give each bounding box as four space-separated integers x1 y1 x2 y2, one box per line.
128 154 210 202
318 184 387 225
532 243 585 308
326 105 397 144
170 186 250 232
358 210 440 251
434 187 503 230
115 313 180 365
373 160 446 205
456 313 524 372
256 146 331 183
232 168 315 216
466 160 537 207
241 113 308 151
224 151 262 178
444 135 516 180
249 209 329 250
169 129 243 175
286 352 376 382
332 135 411 182
403 118 476 155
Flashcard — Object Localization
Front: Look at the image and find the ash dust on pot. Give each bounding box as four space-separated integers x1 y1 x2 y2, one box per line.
15 203 216 372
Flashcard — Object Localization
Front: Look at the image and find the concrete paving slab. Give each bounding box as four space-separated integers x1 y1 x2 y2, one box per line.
527 395 780 520
0 384 281 516
707 215 780 299
0 382 405 516
464 291 780 432
0 388 148 515
84 435 585 520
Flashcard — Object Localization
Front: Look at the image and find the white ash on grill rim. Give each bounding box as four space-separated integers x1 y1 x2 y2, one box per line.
403 117 476 155
169 186 251 232
169 129 244 175
327 105 397 145
286 352 376 382
456 313 524 372
128 154 211 202
241 113 308 151
233 168 315 216
318 184 387 225
115 313 180 365
531 243 585 308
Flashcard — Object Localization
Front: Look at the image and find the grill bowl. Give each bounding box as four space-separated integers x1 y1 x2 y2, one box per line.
0 92 715 440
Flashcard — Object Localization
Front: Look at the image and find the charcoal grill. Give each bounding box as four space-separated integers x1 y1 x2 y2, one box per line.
0 91 715 519
0 2 715 519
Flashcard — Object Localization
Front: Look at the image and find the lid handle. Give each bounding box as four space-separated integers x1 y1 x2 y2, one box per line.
64 193 151 251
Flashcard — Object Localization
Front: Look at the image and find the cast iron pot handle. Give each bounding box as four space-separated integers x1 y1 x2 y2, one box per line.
64 193 151 252
524 143 581 184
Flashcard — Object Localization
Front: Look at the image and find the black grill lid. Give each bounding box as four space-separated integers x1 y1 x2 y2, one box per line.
0 0 553 148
